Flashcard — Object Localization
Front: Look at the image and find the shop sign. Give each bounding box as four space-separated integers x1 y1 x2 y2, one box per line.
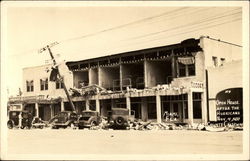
216 88 243 123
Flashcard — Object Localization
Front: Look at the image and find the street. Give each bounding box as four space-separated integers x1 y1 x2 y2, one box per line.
7 129 242 155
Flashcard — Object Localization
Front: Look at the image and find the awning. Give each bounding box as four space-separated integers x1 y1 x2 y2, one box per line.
178 57 195 65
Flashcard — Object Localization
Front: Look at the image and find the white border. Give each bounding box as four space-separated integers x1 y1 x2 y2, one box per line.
1 1 249 160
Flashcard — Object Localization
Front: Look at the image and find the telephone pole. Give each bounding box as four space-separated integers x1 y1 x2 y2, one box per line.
38 42 76 112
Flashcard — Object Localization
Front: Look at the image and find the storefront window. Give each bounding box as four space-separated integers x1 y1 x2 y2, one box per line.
193 92 202 119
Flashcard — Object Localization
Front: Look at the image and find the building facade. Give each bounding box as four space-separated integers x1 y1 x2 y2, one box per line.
8 36 242 124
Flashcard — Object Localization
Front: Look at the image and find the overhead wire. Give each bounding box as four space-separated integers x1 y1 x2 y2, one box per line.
58 7 189 44
125 9 241 41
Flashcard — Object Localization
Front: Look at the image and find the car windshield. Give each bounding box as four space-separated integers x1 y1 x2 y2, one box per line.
112 110 129 115
57 112 68 117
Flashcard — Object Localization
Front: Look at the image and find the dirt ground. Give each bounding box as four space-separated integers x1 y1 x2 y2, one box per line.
6 128 242 156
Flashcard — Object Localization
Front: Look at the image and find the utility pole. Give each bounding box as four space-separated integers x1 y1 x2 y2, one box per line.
38 42 76 112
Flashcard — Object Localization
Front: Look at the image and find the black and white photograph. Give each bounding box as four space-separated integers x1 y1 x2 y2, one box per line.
0 1 249 160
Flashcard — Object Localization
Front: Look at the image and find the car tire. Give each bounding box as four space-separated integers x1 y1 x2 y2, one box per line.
91 121 97 127
115 117 125 126
7 120 14 129
78 126 84 129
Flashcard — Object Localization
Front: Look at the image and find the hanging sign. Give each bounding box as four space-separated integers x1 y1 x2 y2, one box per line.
216 88 243 123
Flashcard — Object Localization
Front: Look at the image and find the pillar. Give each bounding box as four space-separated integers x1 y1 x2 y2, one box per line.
50 104 53 119
188 90 194 125
144 60 148 88
156 94 162 123
201 92 208 124
96 99 100 113
141 97 148 121
86 99 90 111
171 51 177 78
35 103 39 117
61 100 65 112
120 64 123 91
126 96 131 116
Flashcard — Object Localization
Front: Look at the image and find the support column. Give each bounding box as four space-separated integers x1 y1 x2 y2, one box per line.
144 60 148 88
156 94 162 123
50 104 53 119
201 92 207 124
141 97 148 121
96 99 100 113
188 90 194 125
86 99 90 111
61 100 65 112
171 51 177 78
126 96 131 116
120 64 123 91
35 103 39 117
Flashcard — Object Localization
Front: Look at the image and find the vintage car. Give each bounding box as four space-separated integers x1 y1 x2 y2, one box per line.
51 111 78 129
7 110 33 129
31 117 48 129
108 108 135 129
78 110 102 129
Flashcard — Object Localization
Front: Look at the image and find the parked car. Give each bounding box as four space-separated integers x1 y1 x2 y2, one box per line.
51 111 78 129
78 110 102 129
7 110 33 129
108 108 135 129
31 117 48 129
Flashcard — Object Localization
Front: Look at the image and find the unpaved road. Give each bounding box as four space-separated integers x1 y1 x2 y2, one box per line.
7 129 242 155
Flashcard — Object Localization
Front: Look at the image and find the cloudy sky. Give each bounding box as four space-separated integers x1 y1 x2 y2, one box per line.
2 2 245 96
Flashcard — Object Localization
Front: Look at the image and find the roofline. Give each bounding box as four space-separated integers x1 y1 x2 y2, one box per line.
66 38 201 66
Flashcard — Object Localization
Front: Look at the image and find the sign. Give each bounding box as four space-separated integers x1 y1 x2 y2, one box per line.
216 88 243 123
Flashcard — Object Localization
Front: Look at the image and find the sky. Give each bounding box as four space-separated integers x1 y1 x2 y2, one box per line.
2 2 244 96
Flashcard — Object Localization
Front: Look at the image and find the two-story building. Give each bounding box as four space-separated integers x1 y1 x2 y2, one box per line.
8 36 242 124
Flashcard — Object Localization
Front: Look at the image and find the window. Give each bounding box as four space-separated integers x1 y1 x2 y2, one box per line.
40 78 48 91
193 92 202 119
212 56 218 67
26 80 34 92
177 56 196 77
56 78 64 89
220 58 226 66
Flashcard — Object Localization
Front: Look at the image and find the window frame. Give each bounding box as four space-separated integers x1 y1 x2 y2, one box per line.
26 80 34 92
40 78 48 91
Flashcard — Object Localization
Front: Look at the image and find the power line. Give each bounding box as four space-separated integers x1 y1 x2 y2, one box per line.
203 36 242 47
58 7 188 43
121 18 242 49
125 9 241 41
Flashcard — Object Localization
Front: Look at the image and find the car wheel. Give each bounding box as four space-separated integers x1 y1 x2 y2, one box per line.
78 126 83 129
52 126 58 129
20 126 25 129
7 120 14 129
115 117 125 126
91 121 97 127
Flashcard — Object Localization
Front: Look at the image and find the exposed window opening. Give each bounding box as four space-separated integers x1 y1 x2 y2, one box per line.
26 80 34 92
56 77 64 89
40 78 48 91
212 56 218 67
220 58 226 66
177 56 196 77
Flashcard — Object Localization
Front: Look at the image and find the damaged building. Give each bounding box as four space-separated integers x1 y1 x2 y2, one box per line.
8 36 242 124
